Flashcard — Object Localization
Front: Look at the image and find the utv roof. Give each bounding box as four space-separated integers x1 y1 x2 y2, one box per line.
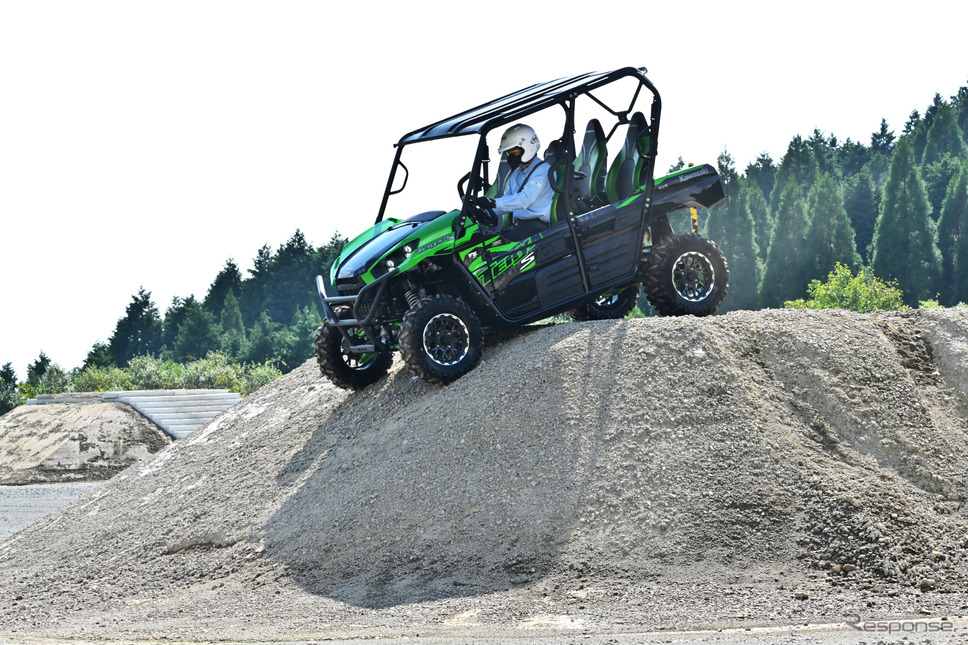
398 66 656 146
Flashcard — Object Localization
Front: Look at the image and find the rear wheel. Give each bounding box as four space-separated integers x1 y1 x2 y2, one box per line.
400 295 484 384
643 233 729 316
315 308 393 390
568 284 640 321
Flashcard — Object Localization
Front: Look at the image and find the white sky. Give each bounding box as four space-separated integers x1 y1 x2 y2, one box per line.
2 1 966 377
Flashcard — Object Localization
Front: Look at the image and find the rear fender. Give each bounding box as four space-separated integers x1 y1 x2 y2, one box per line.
650 164 725 219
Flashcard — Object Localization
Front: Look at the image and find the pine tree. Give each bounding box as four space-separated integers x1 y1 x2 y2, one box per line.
245 312 280 364
747 184 773 263
26 352 51 387
0 363 16 388
278 305 323 370
870 138 942 305
203 259 244 318
807 129 839 178
958 187 968 304
82 341 113 370
952 82 968 144
744 152 776 202
760 180 812 307
717 149 741 196
937 160 968 305
0 362 20 415
843 168 880 262
923 154 963 219
837 137 869 178
870 118 896 156
903 110 921 135
706 184 761 311
161 295 196 353
107 288 163 367
923 102 968 166
770 135 820 211
173 300 220 361
219 288 247 359
804 174 863 281
910 94 945 163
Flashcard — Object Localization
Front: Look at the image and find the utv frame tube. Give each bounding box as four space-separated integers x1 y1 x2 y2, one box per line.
316 268 399 353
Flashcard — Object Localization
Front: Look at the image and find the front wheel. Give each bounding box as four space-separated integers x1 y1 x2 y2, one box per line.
399 295 484 384
315 309 393 390
568 284 640 321
643 233 729 316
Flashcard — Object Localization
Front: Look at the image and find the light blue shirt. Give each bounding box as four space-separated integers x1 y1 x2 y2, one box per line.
494 158 554 224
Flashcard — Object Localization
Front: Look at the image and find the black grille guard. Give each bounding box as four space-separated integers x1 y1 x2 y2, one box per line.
315 268 398 353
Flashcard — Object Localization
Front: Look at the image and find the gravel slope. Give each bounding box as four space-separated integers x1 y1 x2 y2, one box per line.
0 482 102 541
0 308 966 642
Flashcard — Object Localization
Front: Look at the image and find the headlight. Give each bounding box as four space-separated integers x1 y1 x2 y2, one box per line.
403 244 414 257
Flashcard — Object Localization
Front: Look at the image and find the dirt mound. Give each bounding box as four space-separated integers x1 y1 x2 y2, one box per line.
1 309 967 641
0 398 171 485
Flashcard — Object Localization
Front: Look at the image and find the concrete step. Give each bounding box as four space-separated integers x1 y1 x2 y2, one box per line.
105 389 241 440
25 389 241 441
142 411 231 422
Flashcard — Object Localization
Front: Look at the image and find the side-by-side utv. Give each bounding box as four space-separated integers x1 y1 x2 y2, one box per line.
315 67 728 389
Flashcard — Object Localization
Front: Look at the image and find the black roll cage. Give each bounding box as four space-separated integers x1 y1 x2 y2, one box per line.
375 67 662 230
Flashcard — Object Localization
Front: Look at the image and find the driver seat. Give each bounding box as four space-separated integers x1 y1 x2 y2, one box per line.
484 157 514 228
485 156 513 200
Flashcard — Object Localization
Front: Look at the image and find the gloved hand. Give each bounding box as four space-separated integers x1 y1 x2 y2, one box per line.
474 195 496 211
472 196 498 227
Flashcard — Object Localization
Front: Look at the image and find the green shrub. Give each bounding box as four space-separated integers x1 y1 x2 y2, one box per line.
35 365 73 395
70 352 281 395
182 352 241 390
784 263 908 313
126 355 183 390
239 361 283 396
72 365 132 392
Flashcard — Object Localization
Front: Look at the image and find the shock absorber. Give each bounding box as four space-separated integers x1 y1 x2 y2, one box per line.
405 288 421 309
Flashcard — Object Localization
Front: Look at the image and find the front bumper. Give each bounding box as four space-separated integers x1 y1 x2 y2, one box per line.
316 269 398 353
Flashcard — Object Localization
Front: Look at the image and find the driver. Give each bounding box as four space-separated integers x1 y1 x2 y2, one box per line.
476 123 553 242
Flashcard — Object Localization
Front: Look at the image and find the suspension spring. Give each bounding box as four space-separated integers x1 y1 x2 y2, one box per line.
405 288 421 309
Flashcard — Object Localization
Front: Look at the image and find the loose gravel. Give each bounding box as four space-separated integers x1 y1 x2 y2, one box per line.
0 482 102 541
0 308 966 642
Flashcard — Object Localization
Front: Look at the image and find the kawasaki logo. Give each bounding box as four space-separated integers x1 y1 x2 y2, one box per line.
417 235 453 255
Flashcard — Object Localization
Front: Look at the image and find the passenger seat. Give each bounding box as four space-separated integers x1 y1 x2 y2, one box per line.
605 111 652 202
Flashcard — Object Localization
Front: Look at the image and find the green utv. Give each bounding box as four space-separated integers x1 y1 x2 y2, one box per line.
315 67 728 390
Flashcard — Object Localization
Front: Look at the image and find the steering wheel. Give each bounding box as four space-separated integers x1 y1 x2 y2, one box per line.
476 202 498 228
462 195 498 228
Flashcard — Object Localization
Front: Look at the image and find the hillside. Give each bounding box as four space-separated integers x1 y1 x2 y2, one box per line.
1 308 967 641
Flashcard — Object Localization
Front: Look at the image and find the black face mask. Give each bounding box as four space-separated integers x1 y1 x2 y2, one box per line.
505 147 524 169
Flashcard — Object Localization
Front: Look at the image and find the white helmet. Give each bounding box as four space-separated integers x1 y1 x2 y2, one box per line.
498 123 540 163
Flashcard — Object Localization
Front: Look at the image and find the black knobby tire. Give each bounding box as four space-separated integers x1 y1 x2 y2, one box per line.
314 309 393 391
399 295 484 384
643 233 729 316
569 284 641 321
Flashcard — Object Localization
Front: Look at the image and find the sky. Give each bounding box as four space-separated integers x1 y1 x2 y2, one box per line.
2 1 967 378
